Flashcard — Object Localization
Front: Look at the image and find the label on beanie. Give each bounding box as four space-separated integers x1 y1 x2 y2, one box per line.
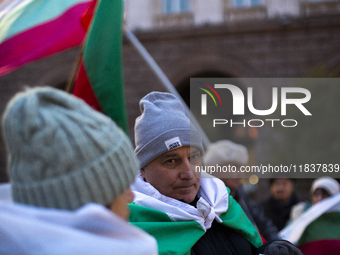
165 137 182 151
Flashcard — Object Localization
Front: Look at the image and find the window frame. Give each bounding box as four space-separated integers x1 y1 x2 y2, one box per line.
162 0 190 14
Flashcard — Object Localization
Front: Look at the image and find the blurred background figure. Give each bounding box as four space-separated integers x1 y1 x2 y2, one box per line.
311 177 340 204
289 177 340 223
261 178 299 231
279 177 340 255
204 140 279 241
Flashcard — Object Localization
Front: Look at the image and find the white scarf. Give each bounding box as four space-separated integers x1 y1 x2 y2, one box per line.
279 193 340 244
0 202 158 255
0 183 12 203
131 173 229 231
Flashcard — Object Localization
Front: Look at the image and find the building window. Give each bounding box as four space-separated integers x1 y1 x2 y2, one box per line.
233 0 263 8
163 0 190 14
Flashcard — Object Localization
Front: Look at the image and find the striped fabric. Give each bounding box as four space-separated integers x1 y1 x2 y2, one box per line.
130 174 263 255
0 0 91 76
279 193 340 255
72 0 128 133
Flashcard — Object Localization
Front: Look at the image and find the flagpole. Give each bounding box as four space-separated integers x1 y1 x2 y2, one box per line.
124 28 211 148
65 45 84 93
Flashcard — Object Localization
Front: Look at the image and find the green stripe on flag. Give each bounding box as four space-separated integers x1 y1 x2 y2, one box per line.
129 204 205 255
129 195 263 255
83 0 128 133
219 194 263 248
298 211 340 246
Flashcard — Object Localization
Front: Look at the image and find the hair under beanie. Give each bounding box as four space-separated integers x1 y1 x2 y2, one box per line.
134 92 204 169
2 87 139 210
204 140 249 166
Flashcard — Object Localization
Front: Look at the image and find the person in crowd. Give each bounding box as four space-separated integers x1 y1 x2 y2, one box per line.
279 177 340 255
0 87 157 255
203 139 279 241
129 91 302 255
261 178 300 231
289 176 340 223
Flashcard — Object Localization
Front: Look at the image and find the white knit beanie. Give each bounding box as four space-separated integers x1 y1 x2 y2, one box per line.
204 140 249 166
310 177 340 196
134 92 204 169
2 87 139 210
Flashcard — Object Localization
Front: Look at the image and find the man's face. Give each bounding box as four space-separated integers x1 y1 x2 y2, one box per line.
271 178 294 203
141 146 201 203
312 188 330 205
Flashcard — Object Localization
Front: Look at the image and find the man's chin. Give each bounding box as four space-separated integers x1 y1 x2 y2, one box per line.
176 192 198 204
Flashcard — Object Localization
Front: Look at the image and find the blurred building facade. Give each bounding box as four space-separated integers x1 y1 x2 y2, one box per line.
123 0 340 158
122 0 340 201
0 0 340 201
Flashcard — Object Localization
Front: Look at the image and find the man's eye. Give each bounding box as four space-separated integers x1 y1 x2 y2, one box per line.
165 159 176 164
190 154 201 163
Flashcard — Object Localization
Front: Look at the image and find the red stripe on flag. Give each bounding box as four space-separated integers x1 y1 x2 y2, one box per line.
81 0 97 31
73 60 102 111
299 239 340 255
0 2 90 76
259 233 267 244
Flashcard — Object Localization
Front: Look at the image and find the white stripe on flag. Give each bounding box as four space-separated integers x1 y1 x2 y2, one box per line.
279 193 340 244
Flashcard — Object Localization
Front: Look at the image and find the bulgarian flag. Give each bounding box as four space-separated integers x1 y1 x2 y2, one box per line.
0 0 92 76
279 193 340 255
129 196 263 255
129 175 263 255
72 0 128 133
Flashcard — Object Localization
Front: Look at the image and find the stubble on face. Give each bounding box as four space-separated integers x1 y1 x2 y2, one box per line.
141 146 201 203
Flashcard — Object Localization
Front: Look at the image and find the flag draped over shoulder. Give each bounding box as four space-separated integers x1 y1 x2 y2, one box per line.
129 175 263 255
72 0 128 133
129 196 263 255
279 193 340 255
0 0 91 76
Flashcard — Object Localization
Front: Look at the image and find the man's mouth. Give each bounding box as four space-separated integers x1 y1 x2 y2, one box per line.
176 183 196 189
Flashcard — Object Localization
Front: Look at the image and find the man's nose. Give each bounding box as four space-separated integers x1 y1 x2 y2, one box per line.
179 158 194 179
314 194 323 204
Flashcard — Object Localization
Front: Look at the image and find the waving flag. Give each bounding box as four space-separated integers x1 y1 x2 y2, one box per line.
279 193 340 255
0 0 91 76
72 0 128 133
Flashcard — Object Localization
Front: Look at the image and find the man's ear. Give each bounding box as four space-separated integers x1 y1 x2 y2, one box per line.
140 168 146 181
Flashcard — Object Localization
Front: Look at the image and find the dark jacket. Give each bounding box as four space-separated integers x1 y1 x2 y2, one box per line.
191 220 280 255
191 221 258 255
234 187 279 241
261 193 300 231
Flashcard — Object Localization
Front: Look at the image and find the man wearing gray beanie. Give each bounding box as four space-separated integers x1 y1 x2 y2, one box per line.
129 91 302 255
0 87 157 255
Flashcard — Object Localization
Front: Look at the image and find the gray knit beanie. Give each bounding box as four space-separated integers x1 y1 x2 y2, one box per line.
204 140 249 166
134 91 204 168
2 87 139 210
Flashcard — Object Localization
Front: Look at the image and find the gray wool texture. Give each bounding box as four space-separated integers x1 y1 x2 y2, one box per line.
2 87 139 210
134 91 204 168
